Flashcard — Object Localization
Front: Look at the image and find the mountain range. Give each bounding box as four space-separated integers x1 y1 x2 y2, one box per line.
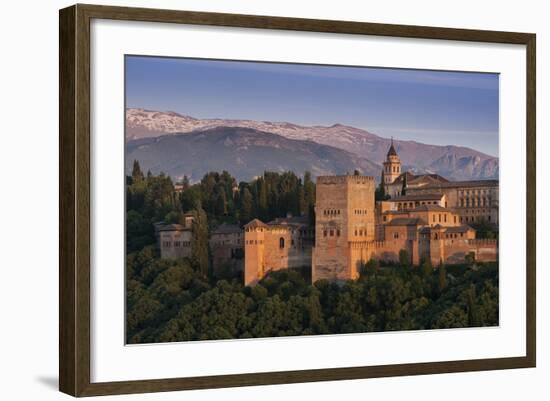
126 127 381 182
126 108 499 182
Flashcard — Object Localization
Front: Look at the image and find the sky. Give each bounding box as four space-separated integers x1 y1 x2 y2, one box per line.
126 56 499 157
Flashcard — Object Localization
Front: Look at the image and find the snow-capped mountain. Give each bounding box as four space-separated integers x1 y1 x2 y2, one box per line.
126 108 499 180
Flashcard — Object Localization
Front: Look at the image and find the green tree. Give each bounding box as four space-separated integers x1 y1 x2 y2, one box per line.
257 177 268 220
240 188 254 224
398 249 410 267
132 159 144 183
303 171 316 224
438 259 447 293
191 206 209 277
467 284 481 326
215 190 228 216
421 258 433 277
362 258 380 276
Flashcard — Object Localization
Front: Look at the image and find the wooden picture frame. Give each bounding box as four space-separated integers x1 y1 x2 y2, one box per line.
59 3 536 397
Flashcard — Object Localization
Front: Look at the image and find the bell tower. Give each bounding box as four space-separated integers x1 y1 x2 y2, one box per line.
382 138 401 185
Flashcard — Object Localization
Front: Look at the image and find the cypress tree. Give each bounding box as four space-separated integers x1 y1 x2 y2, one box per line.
132 160 144 182
191 205 209 277
438 259 447 292
240 188 253 224
258 178 268 220
467 284 481 326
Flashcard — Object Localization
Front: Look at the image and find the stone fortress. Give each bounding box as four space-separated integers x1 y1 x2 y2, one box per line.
158 142 498 286
242 142 498 286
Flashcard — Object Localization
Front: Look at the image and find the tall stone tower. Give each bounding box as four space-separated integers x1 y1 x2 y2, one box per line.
312 175 375 282
382 138 401 185
244 219 266 286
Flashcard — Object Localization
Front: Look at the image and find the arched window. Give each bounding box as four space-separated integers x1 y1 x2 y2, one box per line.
279 237 285 249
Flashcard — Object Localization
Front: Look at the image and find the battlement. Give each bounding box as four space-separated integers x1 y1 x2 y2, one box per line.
316 175 375 185
348 240 387 249
468 239 498 246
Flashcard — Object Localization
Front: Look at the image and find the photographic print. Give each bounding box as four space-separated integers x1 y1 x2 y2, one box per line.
125 56 499 344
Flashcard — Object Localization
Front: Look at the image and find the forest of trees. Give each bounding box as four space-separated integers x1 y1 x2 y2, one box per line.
127 246 498 343
126 161 315 253
126 162 499 344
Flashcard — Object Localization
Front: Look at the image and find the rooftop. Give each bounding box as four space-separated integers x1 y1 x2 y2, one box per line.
211 223 242 235
157 223 189 232
244 219 268 229
392 172 449 186
413 204 448 212
390 193 444 202
386 217 427 226
268 215 309 227
419 224 474 234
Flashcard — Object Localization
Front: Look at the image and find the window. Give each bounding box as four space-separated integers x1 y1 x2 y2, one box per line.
438 214 441 222
174 241 181 247
323 230 327 237
336 229 340 236
383 216 387 222
393 232 399 239
163 241 171 248
432 215 436 222
279 237 285 249
330 230 334 236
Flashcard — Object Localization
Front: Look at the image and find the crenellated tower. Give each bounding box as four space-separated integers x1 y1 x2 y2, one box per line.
312 175 375 282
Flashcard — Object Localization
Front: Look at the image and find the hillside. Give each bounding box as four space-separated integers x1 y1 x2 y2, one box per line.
126 126 381 182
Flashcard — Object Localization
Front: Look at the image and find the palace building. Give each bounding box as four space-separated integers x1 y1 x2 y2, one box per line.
243 215 314 287
243 143 498 286
381 143 499 225
156 212 195 259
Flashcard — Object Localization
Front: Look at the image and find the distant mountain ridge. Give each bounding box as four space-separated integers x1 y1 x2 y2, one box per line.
126 108 499 181
126 127 381 182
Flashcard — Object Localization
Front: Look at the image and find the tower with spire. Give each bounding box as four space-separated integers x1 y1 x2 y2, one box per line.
382 138 402 186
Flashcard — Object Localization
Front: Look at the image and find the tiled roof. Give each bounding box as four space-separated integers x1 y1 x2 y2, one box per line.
387 142 398 157
390 193 444 201
419 224 473 233
429 179 499 189
413 204 448 212
444 225 475 233
244 219 268 228
387 217 427 226
268 215 309 227
157 223 188 232
211 223 242 235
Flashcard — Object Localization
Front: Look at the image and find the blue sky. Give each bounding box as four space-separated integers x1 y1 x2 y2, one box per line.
126 56 499 157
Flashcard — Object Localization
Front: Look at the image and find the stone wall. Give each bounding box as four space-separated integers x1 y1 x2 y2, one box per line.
312 176 375 282
159 230 192 259
244 225 312 286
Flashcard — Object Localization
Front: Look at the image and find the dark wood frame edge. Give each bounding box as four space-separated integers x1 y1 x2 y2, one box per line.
59 3 536 397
